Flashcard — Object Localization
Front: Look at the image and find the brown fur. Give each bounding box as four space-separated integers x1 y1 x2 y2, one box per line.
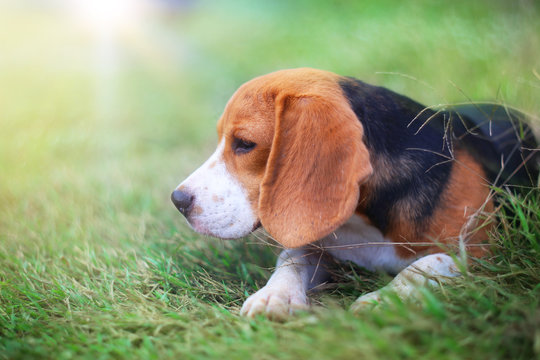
421 151 494 257
386 150 494 258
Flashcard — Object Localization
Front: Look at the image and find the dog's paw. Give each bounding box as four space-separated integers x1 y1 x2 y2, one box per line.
240 285 309 321
349 290 383 313
350 278 419 312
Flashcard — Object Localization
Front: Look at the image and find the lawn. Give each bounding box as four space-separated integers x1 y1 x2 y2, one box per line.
1 0 539 359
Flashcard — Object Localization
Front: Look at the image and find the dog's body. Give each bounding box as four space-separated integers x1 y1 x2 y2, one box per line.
172 68 538 319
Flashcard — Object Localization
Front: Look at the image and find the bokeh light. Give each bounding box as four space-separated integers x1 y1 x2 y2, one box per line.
65 0 147 37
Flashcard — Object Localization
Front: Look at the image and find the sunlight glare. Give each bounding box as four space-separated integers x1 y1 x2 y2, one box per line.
68 0 145 37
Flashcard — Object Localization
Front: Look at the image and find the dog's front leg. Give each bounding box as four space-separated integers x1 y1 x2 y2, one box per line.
240 247 329 320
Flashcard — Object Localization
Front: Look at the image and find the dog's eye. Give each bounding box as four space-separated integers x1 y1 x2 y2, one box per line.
232 137 256 154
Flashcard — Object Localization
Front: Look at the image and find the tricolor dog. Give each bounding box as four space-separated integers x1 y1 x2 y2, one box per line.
171 68 538 319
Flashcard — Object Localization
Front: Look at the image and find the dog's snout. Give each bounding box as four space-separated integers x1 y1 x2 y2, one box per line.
171 189 194 217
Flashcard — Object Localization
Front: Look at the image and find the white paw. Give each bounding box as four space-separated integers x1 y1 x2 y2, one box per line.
350 290 383 312
240 285 309 320
350 276 424 312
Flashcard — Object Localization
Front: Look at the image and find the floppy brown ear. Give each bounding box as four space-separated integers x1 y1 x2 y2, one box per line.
259 93 372 248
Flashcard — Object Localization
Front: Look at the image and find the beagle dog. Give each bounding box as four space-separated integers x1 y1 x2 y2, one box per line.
171 68 538 319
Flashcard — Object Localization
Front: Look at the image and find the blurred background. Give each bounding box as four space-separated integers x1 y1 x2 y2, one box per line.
1 0 539 249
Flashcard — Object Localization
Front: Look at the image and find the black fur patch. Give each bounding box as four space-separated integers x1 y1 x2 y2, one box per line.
339 76 539 234
339 77 453 233
449 104 539 187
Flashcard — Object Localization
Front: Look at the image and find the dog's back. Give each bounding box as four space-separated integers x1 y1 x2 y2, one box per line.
451 104 539 188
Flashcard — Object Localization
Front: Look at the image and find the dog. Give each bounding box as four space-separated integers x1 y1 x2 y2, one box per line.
171 68 538 319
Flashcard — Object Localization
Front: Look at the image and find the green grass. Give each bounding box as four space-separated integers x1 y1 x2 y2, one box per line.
1 0 539 358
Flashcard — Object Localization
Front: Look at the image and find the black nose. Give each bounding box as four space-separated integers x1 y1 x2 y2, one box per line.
171 189 194 217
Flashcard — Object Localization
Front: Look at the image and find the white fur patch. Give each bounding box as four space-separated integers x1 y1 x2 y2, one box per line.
351 253 460 311
240 249 317 319
320 214 413 274
176 140 257 239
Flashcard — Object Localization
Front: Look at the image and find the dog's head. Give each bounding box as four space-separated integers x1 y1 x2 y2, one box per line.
172 68 372 248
